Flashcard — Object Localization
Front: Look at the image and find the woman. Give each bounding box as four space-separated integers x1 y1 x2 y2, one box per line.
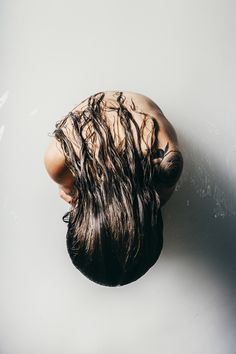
44 91 183 286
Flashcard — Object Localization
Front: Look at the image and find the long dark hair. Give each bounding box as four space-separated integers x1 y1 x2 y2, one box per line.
51 91 164 286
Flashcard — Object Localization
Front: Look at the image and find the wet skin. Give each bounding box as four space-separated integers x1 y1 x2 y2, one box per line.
44 91 181 206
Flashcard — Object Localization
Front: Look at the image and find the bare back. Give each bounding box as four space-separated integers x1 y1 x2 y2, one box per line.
45 91 183 206
62 91 180 159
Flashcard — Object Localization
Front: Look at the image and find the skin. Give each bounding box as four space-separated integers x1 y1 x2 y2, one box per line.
44 136 78 205
44 91 181 206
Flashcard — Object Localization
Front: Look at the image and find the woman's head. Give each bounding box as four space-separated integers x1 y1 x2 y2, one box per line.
52 91 164 286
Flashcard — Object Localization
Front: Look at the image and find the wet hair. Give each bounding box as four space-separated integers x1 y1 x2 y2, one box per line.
51 91 180 286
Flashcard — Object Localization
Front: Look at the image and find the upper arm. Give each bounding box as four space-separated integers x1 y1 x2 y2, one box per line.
44 137 67 183
44 137 76 192
158 150 183 187
152 150 183 206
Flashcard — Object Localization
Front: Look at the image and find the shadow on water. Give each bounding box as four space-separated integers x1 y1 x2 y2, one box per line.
161 133 236 308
